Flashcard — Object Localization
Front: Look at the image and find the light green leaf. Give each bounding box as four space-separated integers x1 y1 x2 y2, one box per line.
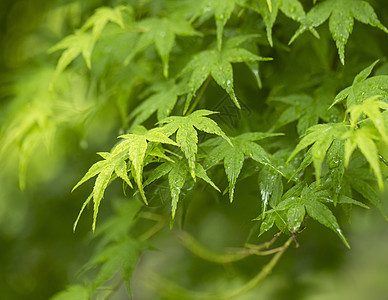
159 110 231 179
49 5 130 81
181 37 271 111
258 213 275 236
291 0 388 64
344 128 384 189
347 96 388 143
49 31 93 80
124 17 200 77
168 161 187 221
274 93 341 136
326 139 345 204
337 195 369 209
74 129 176 230
287 204 305 232
87 237 140 289
259 166 283 217
331 62 388 108
298 185 349 247
203 132 281 202
82 6 130 41
258 0 306 46
303 198 350 248
190 0 238 50
288 123 347 185
128 80 179 128
50 285 91 300
144 159 219 222
347 176 387 220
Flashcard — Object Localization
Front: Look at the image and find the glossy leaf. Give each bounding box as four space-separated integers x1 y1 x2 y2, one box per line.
124 17 200 77
288 123 347 186
73 128 176 230
180 36 272 111
291 0 388 64
144 159 219 222
190 0 239 50
160 110 231 179
204 132 282 202
258 0 306 46
273 92 341 135
330 61 388 108
50 6 130 80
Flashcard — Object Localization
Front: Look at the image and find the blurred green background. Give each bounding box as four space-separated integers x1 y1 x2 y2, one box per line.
1 1 388 299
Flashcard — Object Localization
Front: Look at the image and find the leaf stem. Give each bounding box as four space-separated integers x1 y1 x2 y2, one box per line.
185 76 212 115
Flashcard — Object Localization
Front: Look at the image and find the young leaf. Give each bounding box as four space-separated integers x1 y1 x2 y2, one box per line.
159 110 231 179
49 6 130 81
81 6 130 41
258 0 306 46
124 17 200 77
180 36 272 111
144 159 219 222
330 61 388 108
346 175 387 220
120 129 177 203
49 31 93 80
326 139 345 204
288 123 347 186
50 285 91 300
86 237 141 290
190 0 239 50
347 96 388 143
73 128 176 230
273 92 341 135
290 0 388 64
343 127 384 189
128 80 180 128
203 132 282 202
287 203 305 232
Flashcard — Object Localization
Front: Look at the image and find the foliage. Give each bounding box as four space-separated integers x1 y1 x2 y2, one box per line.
1 0 388 299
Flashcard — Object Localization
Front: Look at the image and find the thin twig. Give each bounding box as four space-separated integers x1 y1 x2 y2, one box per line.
145 236 294 300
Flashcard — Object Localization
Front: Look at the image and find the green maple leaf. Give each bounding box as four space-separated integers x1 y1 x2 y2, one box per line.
343 126 384 189
144 159 219 221
273 92 341 135
298 185 349 248
190 0 241 50
290 0 388 64
159 110 231 180
258 165 283 217
341 96 388 189
258 0 306 46
49 6 130 81
50 285 91 300
347 96 388 143
326 139 345 204
73 128 176 230
86 237 142 291
346 171 387 220
258 183 350 247
81 5 130 41
124 17 200 77
49 31 93 81
203 132 282 202
181 35 272 112
288 123 348 186
128 80 183 129
330 60 388 108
